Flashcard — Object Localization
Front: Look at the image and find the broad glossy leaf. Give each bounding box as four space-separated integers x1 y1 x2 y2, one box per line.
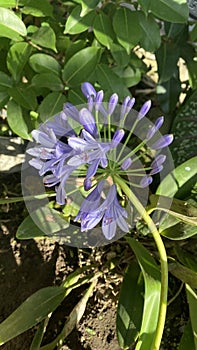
21 0 53 17
31 73 63 91
156 74 181 114
0 286 66 345
110 43 130 67
8 86 37 110
112 66 141 88
149 0 189 23
0 1 16 7
7 42 32 81
156 42 180 83
178 320 195 350
0 7 26 40
80 0 100 16
161 223 197 240
64 6 95 34
95 64 130 99
169 262 197 288
93 12 115 49
156 157 197 199
113 8 142 53
117 261 144 348
29 53 61 75
31 25 56 52
7 100 31 140
38 92 66 121
127 237 161 350
137 0 151 13
0 91 9 109
186 284 197 349
139 13 161 52
0 71 13 89
62 47 101 87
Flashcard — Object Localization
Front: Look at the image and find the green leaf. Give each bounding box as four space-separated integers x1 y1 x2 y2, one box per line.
156 74 181 114
7 100 31 140
186 284 197 349
110 43 130 67
0 7 27 40
95 63 130 99
169 262 197 288
80 0 100 16
113 8 142 53
7 42 32 81
156 157 197 199
8 85 37 110
93 12 115 49
137 0 151 13
156 42 180 83
188 60 197 90
64 6 95 34
160 222 197 240
21 0 53 17
170 90 197 166
29 53 61 75
112 66 141 88
31 73 63 91
149 0 189 23
30 320 47 350
62 46 101 87
17 206 69 239
127 237 161 350
117 261 144 348
0 286 66 345
38 92 66 121
178 320 195 350
31 25 56 52
139 13 161 52
0 1 16 8
0 91 9 109
0 71 13 89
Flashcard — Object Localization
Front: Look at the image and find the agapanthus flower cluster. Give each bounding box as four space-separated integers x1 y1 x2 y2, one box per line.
27 82 173 240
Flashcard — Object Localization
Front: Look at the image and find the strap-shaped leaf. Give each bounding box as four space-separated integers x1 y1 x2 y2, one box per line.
127 238 161 350
0 286 66 345
117 261 144 348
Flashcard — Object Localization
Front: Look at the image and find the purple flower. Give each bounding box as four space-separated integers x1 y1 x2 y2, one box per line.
140 175 153 188
138 100 151 120
81 82 96 99
108 93 118 115
121 157 132 170
151 134 173 150
76 183 129 240
79 108 98 137
146 116 164 140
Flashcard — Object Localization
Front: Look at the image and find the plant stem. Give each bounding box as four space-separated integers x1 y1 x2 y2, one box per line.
114 176 168 350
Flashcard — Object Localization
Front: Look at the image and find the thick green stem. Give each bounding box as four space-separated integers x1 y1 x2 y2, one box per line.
114 176 168 350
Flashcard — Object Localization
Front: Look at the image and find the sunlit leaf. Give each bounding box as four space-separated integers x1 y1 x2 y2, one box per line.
0 7 26 40
29 53 61 75
64 6 95 34
127 237 161 350
0 286 66 345
117 261 144 348
7 42 32 81
7 100 31 140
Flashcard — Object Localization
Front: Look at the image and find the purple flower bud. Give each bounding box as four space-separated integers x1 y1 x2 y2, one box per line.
151 154 166 168
140 175 153 188
95 90 104 111
79 108 98 136
150 165 163 175
121 157 132 170
146 116 164 140
121 96 130 119
126 97 135 114
151 134 173 150
138 100 151 120
63 103 79 122
87 96 94 112
84 178 92 191
81 82 96 98
112 129 124 147
108 93 118 115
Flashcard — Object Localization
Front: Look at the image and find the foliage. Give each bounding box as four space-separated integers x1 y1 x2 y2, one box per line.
0 1 197 350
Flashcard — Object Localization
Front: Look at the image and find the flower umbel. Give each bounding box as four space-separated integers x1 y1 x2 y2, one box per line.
28 82 173 240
